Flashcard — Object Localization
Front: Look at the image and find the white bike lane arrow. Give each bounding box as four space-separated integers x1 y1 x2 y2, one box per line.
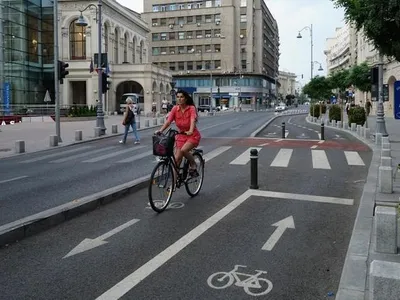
63 219 140 258
262 216 295 251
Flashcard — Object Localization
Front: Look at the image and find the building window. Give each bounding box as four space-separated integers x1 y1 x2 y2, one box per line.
196 30 203 38
195 2 202 8
187 45 194 53
161 47 167 55
214 29 221 37
196 61 202 70
196 15 202 23
240 14 247 23
215 44 221 52
187 16 193 23
152 19 158 26
170 4 176 10
187 31 193 39
187 62 193 70
178 17 184 25
178 46 185 54
206 1 212 8
160 5 167 11
152 47 160 55
205 15 212 23
178 62 185 70
205 45 211 52
169 47 175 54
69 19 86 60
215 0 221 6
178 4 185 9
215 60 221 69
178 32 185 39
160 18 167 26
152 33 160 41
170 63 176 71
114 29 119 63
152 5 159 12
205 30 212 38
215 14 221 23
240 0 247 7
160 33 167 40
205 60 211 69
240 29 247 38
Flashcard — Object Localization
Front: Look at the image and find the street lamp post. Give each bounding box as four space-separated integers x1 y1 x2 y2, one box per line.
76 0 106 135
297 24 313 80
375 54 388 136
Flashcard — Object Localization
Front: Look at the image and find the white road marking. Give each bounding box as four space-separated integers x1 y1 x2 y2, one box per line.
230 147 262 165
258 143 270 147
275 139 283 142
50 146 117 163
344 151 365 166
318 133 321 140
318 140 325 144
83 147 147 163
310 145 318 149
95 189 352 300
262 216 295 251
201 119 237 131
20 146 92 163
116 150 153 163
0 175 28 184
203 146 231 162
270 149 293 167
311 150 331 169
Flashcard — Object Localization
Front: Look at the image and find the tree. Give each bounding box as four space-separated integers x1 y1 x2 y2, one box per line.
302 76 332 100
328 69 351 97
332 0 400 61
348 62 371 93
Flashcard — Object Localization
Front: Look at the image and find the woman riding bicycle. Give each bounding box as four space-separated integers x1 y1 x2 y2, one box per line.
155 90 201 176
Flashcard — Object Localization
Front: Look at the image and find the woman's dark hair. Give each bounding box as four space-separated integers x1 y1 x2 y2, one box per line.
176 89 195 106
176 89 198 122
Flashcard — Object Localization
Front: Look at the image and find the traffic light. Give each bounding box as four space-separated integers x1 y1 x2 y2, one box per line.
58 60 69 84
102 73 111 94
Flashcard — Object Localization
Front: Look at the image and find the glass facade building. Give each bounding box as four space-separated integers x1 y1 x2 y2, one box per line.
0 0 54 114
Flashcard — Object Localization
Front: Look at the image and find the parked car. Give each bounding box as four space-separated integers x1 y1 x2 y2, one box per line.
275 104 286 112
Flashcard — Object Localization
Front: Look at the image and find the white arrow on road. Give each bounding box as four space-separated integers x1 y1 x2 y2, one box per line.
63 219 140 258
262 216 295 251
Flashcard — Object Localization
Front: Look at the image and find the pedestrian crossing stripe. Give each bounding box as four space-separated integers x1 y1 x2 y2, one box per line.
18 145 367 169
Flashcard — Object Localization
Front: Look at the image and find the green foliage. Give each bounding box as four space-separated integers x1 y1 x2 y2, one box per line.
303 76 332 100
348 106 366 126
329 104 342 121
332 0 400 61
68 105 97 117
321 104 327 114
328 69 351 94
309 104 321 118
348 62 371 92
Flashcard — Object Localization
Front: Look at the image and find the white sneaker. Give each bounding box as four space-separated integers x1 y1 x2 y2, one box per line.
134 141 140 144
119 140 124 144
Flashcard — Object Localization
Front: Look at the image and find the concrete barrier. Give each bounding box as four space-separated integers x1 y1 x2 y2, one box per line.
160 117 165 125
382 136 389 144
351 123 356 131
152 118 157 126
375 133 383 145
75 130 82 141
145 120 150 127
15 140 25 153
344 122 348 130
111 124 118 134
336 120 341 128
49 135 58 147
369 260 400 300
379 165 393 193
373 206 398 254
382 142 391 150
364 127 371 139
381 149 391 158
356 124 361 135
332 120 336 127
94 127 101 137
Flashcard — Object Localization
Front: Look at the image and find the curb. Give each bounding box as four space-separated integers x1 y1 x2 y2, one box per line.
0 175 150 248
305 116 378 300
250 111 309 137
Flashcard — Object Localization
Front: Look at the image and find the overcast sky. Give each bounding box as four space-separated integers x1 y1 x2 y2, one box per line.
118 0 346 85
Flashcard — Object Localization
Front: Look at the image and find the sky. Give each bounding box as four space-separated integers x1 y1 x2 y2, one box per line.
118 0 346 86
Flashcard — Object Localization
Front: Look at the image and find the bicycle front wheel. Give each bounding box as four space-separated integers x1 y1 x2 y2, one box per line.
148 160 175 213
185 152 205 197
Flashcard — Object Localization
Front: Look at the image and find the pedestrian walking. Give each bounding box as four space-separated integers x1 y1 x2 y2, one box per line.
119 97 140 144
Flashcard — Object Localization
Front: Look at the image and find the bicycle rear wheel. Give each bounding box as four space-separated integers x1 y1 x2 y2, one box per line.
148 160 175 213
185 152 205 197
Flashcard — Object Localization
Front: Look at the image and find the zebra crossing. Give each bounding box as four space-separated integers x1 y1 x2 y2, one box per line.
18 143 367 170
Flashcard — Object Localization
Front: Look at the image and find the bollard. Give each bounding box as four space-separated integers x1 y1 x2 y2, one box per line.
75 130 83 141
281 122 285 139
320 123 325 140
373 206 398 254
111 124 118 134
49 135 58 147
379 164 393 193
370 260 400 300
382 136 389 144
15 140 25 153
336 120 342 128
94 127 101 137
249 149 259 189
375 133 383 146
351 123 356 131
137 121 141 129
160 117 165 125
145 119 150 127
381 149 391 158
364 127 371 139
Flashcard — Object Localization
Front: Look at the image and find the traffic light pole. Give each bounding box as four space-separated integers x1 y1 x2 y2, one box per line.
96 0 106 135
53 0 62 142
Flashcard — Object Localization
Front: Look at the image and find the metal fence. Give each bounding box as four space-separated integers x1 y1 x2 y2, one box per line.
0 104 96 117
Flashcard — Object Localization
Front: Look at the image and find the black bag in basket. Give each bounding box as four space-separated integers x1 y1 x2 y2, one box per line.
152 131 176 157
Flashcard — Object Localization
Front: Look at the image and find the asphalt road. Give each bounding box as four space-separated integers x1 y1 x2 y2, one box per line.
256 114 358 142
0 118 372 300
0 110 285 226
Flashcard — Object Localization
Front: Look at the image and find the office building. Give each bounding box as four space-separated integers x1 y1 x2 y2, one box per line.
0 0 54 114
142 0 279 109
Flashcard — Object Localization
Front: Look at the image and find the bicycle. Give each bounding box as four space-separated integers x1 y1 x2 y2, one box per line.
207 265 273 296
148 128 205 213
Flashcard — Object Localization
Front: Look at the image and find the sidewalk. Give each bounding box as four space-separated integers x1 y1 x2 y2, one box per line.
309 113 400 299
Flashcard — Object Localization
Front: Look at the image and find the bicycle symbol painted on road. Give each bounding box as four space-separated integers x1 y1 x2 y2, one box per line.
145 201 184 210
207 265 273 297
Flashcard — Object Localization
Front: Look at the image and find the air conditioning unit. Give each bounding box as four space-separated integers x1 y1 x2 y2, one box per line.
205 34 211 38
197 23 201 26
169 24 174 29
180 24 184 28
240 34 244 39
215 33 221 37
216 21 220 25
152 23 158 26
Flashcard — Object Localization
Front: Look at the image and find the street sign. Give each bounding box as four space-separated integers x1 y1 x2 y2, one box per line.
43 90 51 103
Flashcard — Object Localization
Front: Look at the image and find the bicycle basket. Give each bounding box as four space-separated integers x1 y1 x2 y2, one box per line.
152 132 175 157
